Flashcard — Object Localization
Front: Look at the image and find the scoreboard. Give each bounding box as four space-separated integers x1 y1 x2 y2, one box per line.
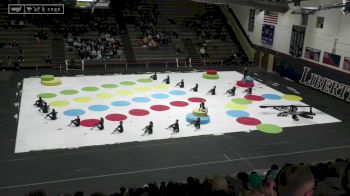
8 4 64 14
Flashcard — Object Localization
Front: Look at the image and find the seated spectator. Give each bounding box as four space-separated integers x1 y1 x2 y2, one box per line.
247 172 265 196
200 46 209 57
45 55 52 64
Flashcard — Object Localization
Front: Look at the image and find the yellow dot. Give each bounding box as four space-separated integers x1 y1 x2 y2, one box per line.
224 103 247 110
50 100 70 107
116 89 133 96
74 97 93 103
135 86 152 92
153 84 168 90
96 93 114 99
282 94 303 101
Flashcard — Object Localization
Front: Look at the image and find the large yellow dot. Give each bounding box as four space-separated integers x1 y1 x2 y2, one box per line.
135 86 152 92
74 97 93 103
96 93 114 99
116 89 133 96
282 94 303 101
50 100 70 107
224 103 247 110
153 84 168 90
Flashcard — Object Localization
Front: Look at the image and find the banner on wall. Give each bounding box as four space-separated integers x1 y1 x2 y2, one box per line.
289 25 305 57
261 24 275 45
323 52 341 67
343 57 350 71
248 9 255 32
304 47 321 62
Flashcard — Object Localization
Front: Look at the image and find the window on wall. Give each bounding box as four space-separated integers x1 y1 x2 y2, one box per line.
316 16 324 28
301 14 308 26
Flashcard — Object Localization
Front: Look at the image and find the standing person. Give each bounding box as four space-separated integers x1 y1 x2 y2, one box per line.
162 75 170 84
188 117 200 130
207 86 216 95
91 117 104 130
149 72 157 80
167 119 179 134
190 83 198 92
44 109 58 120
68 116 80 127
38 101 50 113
199 101 206 112
243 66 248 80
142 121 153 135
175 79 184 88
112 121 124 134
226 86 236 96
34 97 44 107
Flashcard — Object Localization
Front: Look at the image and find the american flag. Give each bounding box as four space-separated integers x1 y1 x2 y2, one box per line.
264 11 278 24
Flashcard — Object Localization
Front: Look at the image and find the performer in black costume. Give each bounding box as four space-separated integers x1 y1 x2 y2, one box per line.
112 121 123 134
190 83 198 92
199 101 206 112
175 79 184 88
162 75 170 84
38 102 50 113
91 117 104 130
149 72 157 80
68 116 80 127
243 86 252 95
142 121 153 135
167 119 179 134
188 117 200 130
44 109 58 120
207 86 216 95
226 86 236 96
34 97 44 107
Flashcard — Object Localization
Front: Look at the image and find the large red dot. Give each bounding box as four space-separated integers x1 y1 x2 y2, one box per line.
105 114 127 121
150 105 170 111
244 95 265 101
236 80 254 88
207 69 217 75
188 97 206 103
129 109 150 116
80 119 100 127
170 101 189 107
236 117 261 126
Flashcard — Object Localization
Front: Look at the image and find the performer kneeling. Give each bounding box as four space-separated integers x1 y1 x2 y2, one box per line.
167 119 179 134
188 117 200 130
142 121 153 135
199 101 207 112
190 83 198 92
226 86 236 96
91 117 104 130
149 72 157 80
112 121 124 134
162 75 170 84
68 116 80 127
34 97 44 107
243 86 252 95
39 102 50 113
207 86 216 95
175 79 184 88
44 109 58 120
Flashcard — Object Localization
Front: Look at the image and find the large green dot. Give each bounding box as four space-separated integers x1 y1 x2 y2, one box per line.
137 79 152 83
120 81 136 86
231 98 252 105
101 84 118 89
50 100 70 107
60 90 79 95
256 124 283 134
74 97 93 103
82 86 99 92
40 75 54 81
37 93 57 99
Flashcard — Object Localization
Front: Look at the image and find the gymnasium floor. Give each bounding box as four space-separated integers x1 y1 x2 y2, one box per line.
0 66 349 195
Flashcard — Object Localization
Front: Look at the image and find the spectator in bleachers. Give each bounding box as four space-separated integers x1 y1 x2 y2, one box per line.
200 46 209 57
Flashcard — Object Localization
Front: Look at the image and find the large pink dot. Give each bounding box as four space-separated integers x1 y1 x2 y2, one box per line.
129 109 150 116
244 95 265 101
150 105 170 111
170 101 189 107
236 80 254 88
188 97 206 103
236 117 261 126
105 114 127 121
80 119 100 127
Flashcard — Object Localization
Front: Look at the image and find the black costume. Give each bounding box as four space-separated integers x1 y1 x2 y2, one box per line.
208 86 216 95
243 87 252 95
193 118 200 129
163 76 170 84
150 72 157 80
91 118 104 130
142 121 153 135
112 121 124 133
199 101 206 111
243 66 248 80
45 109 58 120
68 116 80 127
190 84 198 92
226 86 236 96
39 102 49 113
175 79 184 88
167 120 179 133
34 97 44 107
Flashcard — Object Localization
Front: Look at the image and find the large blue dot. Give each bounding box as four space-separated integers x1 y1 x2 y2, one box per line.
63 109 86 116
132 97 151 103
226 110 250 118
111 101 131 106
151 93 169 99
262 94 282 100
169 90 187 96
88 105 109 111
185 113 210 124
